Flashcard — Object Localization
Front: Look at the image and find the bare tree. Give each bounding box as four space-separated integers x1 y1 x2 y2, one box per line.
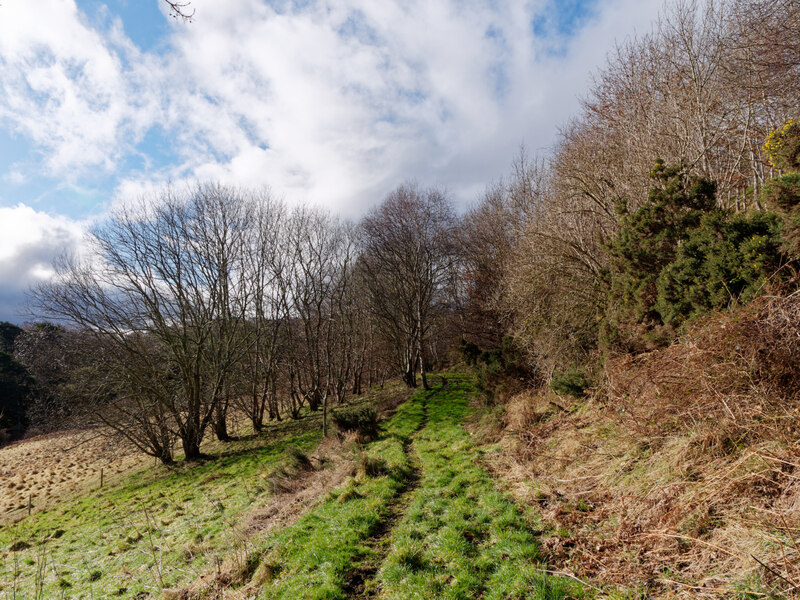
279 208 358 435
361 183 456 390
233 193 287 432
30 184 252 463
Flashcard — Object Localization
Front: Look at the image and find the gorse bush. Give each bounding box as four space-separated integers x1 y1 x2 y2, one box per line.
656 210 784 326
762 122 800 259
604 161 717 351
457 338 481 366
332 406 380 441
764 118 800 172
460 336 528 395
604 160 786 352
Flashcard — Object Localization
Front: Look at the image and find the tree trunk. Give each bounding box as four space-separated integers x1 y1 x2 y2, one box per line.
182 437 202 461
214 397 231 442
418 349 429 391
417 305 430 391
322 395 328 437
151 441 173 465
402 345 417 388
352 370 362 395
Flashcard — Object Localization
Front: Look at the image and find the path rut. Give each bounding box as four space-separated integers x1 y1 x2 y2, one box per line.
343 376 447 599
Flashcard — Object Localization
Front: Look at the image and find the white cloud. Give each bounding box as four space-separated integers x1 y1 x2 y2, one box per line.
0 0 669 321
141 0 665 214
0 204 86 322
3 169 26 185
0 0 162 177
0 0 666 213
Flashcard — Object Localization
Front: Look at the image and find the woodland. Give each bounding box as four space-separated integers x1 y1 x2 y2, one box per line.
1 0 800 597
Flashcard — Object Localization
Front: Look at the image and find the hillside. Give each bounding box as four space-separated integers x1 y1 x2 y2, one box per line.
476 295 800 598
0 375 585 600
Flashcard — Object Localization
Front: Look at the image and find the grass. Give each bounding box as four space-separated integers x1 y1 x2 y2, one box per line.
0 375 583 599
250 383 429 599
0 429 320 598
378 374 585 600
0 385 404 600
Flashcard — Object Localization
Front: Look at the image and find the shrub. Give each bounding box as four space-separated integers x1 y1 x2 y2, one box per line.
457 338 481 366
761 174 800 258
656 210 784 326
762 120 800 260
764 118 800 172
332 406 380 441
550 367 592 398
604 161 717 351
605 160 787 351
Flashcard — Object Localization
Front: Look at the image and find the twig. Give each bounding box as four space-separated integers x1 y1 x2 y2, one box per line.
661 578 767 595
534 567 603 592
752 554 800 590
645 532 739 557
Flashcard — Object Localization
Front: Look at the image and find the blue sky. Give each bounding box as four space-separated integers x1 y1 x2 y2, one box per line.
0 0 664 322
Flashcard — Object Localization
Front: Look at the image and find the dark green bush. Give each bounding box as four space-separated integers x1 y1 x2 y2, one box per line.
457 339 481 366
656 210 784 326
761 174 800 258
550 367 592 398
332 406 380 440
605 160 787 351
604 161 717 351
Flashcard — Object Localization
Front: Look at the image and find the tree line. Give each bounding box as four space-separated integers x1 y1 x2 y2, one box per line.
3 0 798 458
459 0 800 384
0 183 458 462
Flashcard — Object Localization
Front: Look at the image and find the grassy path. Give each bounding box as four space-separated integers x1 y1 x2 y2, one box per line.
250 381 434 599
376 374 583 600
250 374 585 600
342 378 439 598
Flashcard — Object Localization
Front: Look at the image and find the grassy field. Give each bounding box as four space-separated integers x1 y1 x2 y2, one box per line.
238 374 583 599
1 375 583 599
0 385 405 599
378 375 583 600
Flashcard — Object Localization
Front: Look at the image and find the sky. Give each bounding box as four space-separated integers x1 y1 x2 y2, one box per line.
0 0 664 323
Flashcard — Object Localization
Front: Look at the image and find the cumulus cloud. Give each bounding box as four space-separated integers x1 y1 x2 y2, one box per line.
1 0 664 214
0 0 667 320
0 204 86 323
151 0 665 213
0 0 162 177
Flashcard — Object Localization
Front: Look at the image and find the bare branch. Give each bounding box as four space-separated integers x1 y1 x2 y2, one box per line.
163 0 194 22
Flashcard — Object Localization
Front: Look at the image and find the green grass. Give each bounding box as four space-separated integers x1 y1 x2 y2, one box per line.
0 429 320 598
0 386 404 600
378 374 586 600
248 374 585 599
0 375 586 599
251 384 430 599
